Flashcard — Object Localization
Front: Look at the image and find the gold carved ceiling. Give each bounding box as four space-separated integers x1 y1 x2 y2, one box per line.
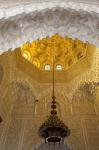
20 34 90 71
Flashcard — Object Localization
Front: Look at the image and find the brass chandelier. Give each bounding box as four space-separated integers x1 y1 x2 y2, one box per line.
39 57 70 144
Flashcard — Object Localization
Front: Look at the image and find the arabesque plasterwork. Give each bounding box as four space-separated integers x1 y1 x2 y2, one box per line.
21 34 89 70
0 0 99 53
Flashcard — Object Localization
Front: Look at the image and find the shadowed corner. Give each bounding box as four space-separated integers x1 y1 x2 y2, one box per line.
0 116 2 123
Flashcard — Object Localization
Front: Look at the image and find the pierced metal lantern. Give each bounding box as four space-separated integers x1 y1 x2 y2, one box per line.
39 95 70 143
39 115 70 143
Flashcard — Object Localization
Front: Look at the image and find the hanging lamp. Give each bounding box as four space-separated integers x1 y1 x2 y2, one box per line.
39 55 70 144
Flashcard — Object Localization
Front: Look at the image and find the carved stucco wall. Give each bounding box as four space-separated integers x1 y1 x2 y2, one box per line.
0 52 13 150
0 50 99 150
1 84 99 150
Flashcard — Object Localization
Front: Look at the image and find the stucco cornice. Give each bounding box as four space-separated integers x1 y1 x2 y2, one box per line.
0 0 99 18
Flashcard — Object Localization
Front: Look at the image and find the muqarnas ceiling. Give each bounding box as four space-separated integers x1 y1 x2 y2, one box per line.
20 34 95 71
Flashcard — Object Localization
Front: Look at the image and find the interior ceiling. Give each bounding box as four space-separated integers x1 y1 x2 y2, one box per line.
0 0 99 53
0 0 99 8
21 34 88 70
